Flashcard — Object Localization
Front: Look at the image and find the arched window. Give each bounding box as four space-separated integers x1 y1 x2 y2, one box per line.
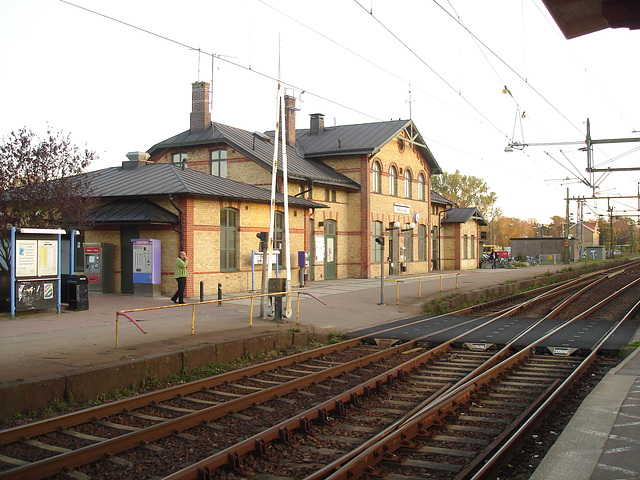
418 173 426 201
404 170 412 199
389 166 398 196
372 221 383 263
220 208 238 271
463 235 469 259
372 161 381 193
471 235 476 259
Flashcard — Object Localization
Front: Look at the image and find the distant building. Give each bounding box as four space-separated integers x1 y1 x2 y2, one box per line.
510 237 580 262
569 221 600 247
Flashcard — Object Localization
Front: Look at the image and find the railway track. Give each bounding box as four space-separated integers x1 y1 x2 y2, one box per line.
0 261 639 479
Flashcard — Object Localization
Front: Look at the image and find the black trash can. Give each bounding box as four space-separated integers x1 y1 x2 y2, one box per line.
67 274 89 311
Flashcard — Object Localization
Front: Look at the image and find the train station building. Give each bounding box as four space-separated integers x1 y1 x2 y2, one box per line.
79 82 488 298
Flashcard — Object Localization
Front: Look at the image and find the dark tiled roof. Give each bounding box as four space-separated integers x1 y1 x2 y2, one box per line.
294 119 442 174
442 207 488 226
147 123 360 190
90 199 178 224
431 191 457 207
147 119 443 189
82 163 326 208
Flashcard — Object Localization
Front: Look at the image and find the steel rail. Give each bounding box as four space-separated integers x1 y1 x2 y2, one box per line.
0 338 370 446
133 268 640 479
318 275 640 480
466 287 640 479
0 340 422 480
3 260 637 479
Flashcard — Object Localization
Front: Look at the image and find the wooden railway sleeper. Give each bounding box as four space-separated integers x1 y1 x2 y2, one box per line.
197 466 211 480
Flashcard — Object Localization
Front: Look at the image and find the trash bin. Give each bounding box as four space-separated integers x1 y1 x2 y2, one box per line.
67 274 89 311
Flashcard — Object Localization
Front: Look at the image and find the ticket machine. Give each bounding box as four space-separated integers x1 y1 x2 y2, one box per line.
131 239 161 297
84 243 115 293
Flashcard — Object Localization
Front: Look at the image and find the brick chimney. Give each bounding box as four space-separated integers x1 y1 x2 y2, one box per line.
190 81 211 131
284 95 297 145
310 113 324 135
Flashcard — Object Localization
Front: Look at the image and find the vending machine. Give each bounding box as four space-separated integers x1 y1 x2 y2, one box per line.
84 243 115 293
131 239 161 297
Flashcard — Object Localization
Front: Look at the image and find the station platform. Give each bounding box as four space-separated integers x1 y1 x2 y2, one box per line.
1 263 639 478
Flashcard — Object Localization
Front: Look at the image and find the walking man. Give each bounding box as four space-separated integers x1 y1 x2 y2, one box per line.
171 250 188 304
490 250 498 269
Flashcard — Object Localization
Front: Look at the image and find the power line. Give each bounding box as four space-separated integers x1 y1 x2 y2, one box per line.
59 0 383 123
352 0 508 139
431 0 584 138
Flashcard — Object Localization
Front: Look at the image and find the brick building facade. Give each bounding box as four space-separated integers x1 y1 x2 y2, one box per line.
79 81 487 298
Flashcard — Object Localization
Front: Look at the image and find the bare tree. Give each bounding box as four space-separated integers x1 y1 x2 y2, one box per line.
0 127 98 272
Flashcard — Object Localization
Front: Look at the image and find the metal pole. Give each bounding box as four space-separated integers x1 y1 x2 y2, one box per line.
218 282 222 307
379 239 385 305
200 281 204 302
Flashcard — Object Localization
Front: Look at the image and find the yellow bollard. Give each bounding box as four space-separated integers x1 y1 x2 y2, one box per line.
191 304 195 335
296 292 301 325
456 273 459 288
250 297 254 327
396 281 400 305
418 278 422 298
440 275 443 291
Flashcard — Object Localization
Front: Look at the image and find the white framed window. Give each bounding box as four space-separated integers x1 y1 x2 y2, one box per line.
418 173 425 201
389 166 398 196
210 149 227 177
404 170 412 199
372 161 381 193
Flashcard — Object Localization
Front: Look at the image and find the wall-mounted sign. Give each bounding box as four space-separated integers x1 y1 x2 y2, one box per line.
394 203 411 215
15 240 37 277
15 239 58 277
315 236 325 263
37 240 57 276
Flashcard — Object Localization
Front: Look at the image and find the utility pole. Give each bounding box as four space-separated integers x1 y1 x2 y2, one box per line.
609 205 615 256
566 188 570 238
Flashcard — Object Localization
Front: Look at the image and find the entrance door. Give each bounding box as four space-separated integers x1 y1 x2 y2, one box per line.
120 225 139 294
324 220 337 280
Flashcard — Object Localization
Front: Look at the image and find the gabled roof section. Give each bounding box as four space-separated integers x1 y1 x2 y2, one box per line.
294 119 442 175
90 199 178 225
430 190 458 207
441 207 488 226
81 163 326 208
147 123 360 190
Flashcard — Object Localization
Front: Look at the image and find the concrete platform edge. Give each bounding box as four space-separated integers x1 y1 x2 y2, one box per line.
0 330 329 421
530 346 640 480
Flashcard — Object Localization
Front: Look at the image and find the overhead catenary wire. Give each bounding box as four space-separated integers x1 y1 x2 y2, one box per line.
58 0 631 215
59 0 383 123
352 0 508 139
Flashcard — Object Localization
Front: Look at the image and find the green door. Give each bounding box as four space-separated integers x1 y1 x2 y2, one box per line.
324 220 337 280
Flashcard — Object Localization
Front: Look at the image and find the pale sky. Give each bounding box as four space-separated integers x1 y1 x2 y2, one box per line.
1 0 639 224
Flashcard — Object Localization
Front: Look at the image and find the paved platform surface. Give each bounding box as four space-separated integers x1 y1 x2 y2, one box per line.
1 263 638 479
